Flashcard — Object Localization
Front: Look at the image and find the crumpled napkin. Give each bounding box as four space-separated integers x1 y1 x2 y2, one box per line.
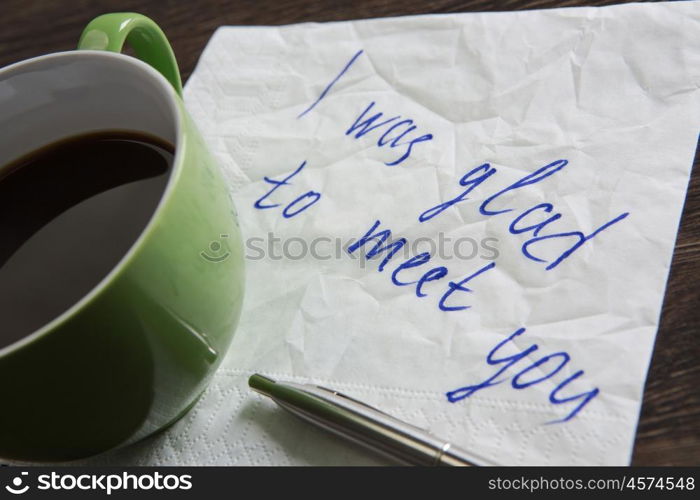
83 1 700 465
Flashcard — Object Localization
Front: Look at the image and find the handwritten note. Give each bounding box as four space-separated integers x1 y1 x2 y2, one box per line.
250 45 632 426
82 1 700 466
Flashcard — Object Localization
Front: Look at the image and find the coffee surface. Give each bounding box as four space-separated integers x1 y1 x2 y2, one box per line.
0 131 174 349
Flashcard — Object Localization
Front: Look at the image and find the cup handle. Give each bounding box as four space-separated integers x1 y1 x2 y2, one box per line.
77 12 183 96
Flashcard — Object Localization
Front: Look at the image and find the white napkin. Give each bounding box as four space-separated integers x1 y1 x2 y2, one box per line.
87 1 700 465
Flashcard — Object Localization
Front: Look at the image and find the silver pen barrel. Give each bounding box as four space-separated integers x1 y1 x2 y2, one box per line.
249 374 483 466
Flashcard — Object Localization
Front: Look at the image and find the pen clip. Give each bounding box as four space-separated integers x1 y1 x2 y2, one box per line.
312 385 429 433
314 385 388 413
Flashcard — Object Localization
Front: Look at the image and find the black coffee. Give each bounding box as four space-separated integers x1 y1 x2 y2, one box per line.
0 131 174 349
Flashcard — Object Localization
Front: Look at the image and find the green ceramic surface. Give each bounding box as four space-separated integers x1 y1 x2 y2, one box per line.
0 13 244 461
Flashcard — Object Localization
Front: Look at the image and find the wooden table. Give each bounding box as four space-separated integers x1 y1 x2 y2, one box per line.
0 0 697 466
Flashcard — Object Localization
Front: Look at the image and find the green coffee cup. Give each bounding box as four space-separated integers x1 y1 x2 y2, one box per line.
0 13 244 461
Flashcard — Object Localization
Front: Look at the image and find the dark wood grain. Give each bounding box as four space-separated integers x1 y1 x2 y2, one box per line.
0 0 697 466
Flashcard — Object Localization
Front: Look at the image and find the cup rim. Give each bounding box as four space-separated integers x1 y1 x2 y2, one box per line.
0 49 185 359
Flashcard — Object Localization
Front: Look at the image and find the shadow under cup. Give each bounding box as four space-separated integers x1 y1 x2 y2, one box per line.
0 51 244 462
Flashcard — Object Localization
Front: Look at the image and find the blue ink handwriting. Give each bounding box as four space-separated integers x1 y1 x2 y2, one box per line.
298 49 433 166
445 327 599 423
254 161 321 218
346 101 433 166
297 49 364 119
347 219 496 312
272 49 630 425
419 161 629 270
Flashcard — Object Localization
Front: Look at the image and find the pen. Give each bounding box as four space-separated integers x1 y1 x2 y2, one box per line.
248 373 491 466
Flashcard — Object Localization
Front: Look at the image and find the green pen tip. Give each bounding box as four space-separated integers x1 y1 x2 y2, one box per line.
249 373 277 396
